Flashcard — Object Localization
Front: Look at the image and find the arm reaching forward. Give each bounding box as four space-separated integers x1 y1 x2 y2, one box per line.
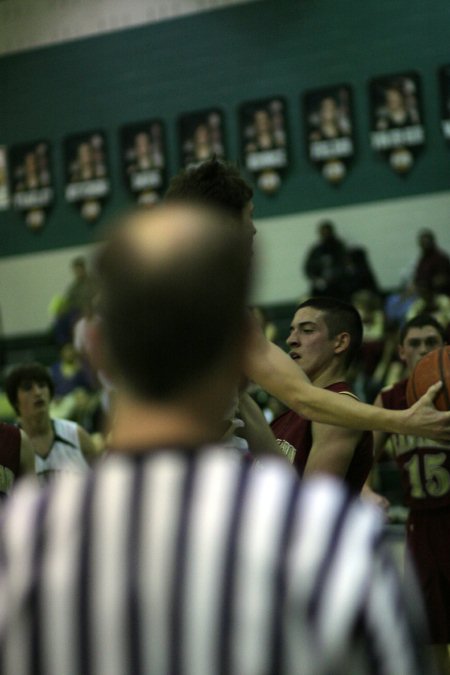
244 333 450 442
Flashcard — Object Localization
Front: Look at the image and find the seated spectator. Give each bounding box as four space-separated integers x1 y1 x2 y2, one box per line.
303 220 348 299
351 290 386 400
406 281 450 332
384 281 418 330
341 246 380 299
49 342 98 428
414 229 450 295
50 256 96 346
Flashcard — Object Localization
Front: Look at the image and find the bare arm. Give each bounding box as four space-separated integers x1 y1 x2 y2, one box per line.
372 392 391 462
237 392 285 458
303 415 362 479
244 333 450 441
77 426 100 466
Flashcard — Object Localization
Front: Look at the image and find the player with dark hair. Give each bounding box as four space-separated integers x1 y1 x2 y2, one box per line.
271 297 373 492
5 361 98 484
5 362 55 408
165 156 254 221
165 158 280 457
166 159 450 444
372 314 450 673
0 202 432 675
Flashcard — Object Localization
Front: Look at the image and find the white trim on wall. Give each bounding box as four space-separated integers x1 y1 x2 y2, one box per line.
1 190 450 337
0 0 261 56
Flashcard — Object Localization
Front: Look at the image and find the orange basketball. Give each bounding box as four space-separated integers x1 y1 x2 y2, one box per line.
406 346 450 411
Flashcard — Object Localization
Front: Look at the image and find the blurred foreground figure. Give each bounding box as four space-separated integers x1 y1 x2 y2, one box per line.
0 202 432 674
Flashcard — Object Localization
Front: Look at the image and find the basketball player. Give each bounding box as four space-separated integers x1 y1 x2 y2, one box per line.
5 362 98 484
167 159 450 443
0 202 431 674
372 314 450 673
0 422 34 498
271 297 372 492
166 158 281 457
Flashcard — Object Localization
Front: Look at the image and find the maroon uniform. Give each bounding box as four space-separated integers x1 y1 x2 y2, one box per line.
0 422 21 499
271 381 373 493
381 378 450 643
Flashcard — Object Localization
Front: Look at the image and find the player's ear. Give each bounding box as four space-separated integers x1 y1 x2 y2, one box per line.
333 331 351 356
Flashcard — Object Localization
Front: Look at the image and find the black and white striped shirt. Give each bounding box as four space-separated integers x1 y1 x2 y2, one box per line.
0 447 430 675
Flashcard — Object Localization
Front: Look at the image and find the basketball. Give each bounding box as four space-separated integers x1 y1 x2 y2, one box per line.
406 346 450 411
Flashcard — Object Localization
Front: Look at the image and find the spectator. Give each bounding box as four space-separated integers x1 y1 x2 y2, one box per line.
49 342 98 427
414 229 450 295
341 246 380 298
303 220 348 299
51 256 96 346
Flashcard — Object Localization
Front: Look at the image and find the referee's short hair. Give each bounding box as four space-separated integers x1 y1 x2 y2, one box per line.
95 201 253 401
5 362 54 415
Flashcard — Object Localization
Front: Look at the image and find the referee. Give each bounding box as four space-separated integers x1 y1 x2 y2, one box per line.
0 201 432 674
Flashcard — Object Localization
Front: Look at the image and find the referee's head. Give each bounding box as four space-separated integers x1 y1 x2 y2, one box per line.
93 200 253 413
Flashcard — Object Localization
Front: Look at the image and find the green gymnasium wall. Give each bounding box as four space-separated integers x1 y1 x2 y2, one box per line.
1 0 450 258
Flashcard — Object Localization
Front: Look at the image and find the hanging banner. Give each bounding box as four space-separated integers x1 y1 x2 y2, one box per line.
439 65 450 143
9 141 54 230
369 72 425 174
64 131 110 221
178 109 226 169
121 120 167 206
303 85 354 185
240 97 289 194
0 146 10 211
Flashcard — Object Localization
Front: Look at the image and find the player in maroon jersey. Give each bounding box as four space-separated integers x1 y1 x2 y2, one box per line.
0 421 34 498
373 313 450 673
271 297 373 493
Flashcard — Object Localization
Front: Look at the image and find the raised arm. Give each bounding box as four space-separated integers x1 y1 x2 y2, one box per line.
244 333 450 441
77 425 101 466
237 391 284 458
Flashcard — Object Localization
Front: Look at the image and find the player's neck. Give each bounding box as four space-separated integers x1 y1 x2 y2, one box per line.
311 362 347 389
21 411 52 438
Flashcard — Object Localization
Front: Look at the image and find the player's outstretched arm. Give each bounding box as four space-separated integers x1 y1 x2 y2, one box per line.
244 334 450 441
237 392 284 457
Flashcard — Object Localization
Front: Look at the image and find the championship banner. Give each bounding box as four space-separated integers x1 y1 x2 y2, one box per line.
439 65 450 142
9 141 53 230
303 85 354 185
240 97 288 194
121 120 166 206
0 146 10 211
64 131 110 221
369 72 425 174
178 109 226 169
